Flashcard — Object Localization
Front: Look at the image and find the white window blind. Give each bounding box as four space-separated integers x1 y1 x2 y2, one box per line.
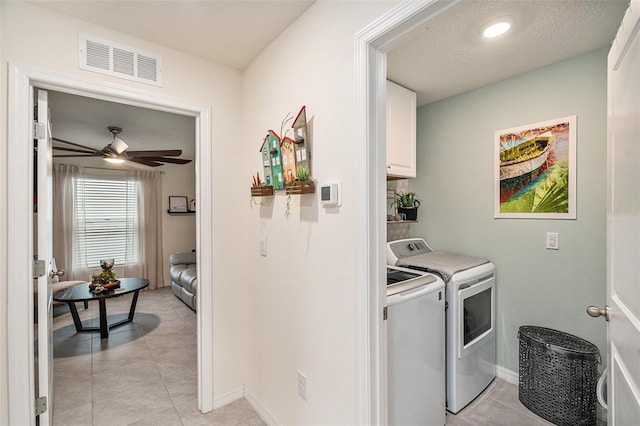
74 173 140 269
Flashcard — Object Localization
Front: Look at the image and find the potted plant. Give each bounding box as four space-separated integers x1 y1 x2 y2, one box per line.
397 191 420 221
285 166 315 195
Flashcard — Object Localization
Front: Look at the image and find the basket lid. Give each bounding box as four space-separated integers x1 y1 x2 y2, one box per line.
518 326 599 356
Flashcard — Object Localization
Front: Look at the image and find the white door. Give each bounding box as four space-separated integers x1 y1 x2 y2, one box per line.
35 88 55 425
603 1 640 423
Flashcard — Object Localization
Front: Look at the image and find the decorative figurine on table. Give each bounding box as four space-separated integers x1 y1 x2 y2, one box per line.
93 258 121 290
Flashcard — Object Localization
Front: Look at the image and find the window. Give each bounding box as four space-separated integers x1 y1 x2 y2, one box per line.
73 172 139 269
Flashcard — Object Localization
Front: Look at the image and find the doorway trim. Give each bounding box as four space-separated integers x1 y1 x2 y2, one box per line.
6 63 213 424
354 0 460 423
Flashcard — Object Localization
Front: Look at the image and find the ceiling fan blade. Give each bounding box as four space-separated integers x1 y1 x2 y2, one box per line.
52 137 101 154
128 157 164 167
53 154 96 158
53 146 97 154
126 150 183 157
133 157 192 165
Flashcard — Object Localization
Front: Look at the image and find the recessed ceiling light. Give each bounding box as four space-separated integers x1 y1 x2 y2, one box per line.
483 21 511 38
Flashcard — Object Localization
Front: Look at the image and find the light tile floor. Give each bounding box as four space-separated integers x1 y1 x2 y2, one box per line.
445 379 554 425
52 286 576 425
52 286 265 426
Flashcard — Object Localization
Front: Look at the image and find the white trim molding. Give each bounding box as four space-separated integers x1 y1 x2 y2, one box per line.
244 386 281 426
353 1 461 423
5 63 214 422
496 364 519 385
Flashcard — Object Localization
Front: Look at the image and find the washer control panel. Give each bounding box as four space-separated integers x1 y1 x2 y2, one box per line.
387 238 433 264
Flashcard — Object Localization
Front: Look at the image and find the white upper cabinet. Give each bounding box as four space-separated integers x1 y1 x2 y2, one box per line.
386 80 417 179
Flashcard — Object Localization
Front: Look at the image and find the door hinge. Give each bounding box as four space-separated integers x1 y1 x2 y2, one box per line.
32 121 45 139
35 396 47 416
33 259 46 279
383 306 388 321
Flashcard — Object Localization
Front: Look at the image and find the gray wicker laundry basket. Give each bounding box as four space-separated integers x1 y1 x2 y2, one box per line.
518 326 600 426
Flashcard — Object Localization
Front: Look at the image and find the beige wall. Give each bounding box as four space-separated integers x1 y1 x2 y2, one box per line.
162 163 197 287
242 2 397 424
0 2 246 422
2 1 406 424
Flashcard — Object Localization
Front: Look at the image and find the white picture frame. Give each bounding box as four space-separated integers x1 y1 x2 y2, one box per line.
169 196 188 212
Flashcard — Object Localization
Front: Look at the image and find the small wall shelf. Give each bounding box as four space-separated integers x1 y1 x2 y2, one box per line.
167 210 195 215
285 180 315 195
251 185 275 197
387 220 417 224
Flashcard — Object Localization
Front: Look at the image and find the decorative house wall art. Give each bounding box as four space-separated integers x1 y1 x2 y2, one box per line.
266 130 284 190
250 106 314 200
281 136 297 184
292 106 310 173
494 115 577 219
259 134 274 186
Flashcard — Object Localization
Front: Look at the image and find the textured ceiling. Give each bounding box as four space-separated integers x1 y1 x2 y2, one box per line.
48 90 196 167
34 0 629 162
387 0 629 106
27 0 316 70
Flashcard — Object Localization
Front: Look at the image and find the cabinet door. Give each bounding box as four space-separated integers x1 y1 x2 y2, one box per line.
386 80 417 178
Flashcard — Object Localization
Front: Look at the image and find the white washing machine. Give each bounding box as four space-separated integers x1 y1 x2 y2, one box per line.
387 238 496 414
387 265 446 426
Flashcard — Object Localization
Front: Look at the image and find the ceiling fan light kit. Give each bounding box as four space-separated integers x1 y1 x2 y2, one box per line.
53 126 192 167
107 126 129 154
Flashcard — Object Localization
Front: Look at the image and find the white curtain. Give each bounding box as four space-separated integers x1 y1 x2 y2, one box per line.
53 166 164 288
124 169 164 289
53 164 88 280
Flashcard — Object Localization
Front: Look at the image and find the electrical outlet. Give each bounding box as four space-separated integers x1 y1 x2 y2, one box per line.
297 371 307 401
546 232 559 250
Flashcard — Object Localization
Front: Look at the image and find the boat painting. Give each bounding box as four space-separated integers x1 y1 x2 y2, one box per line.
499 131 553 181
494 116 576 219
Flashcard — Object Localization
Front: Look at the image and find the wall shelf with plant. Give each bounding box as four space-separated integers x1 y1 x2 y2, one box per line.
285 166 314 195
395 191 420 221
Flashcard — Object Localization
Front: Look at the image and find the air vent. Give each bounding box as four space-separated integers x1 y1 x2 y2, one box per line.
79 34 163 87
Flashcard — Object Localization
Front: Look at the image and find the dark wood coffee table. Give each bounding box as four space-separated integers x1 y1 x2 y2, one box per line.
53 277 149 339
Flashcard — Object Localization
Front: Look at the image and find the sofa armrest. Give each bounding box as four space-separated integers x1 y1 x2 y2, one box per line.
169 252 196 266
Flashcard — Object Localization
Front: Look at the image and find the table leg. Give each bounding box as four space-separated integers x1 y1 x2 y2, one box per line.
68 302 84 333
98 299 109 339
127 290 141 322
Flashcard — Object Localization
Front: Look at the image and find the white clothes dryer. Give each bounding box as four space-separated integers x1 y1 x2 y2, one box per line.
387 238 496 414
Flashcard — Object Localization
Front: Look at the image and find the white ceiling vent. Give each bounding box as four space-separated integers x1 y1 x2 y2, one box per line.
79 34 163 87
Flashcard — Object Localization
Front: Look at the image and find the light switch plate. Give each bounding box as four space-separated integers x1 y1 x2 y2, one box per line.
260 234 267 257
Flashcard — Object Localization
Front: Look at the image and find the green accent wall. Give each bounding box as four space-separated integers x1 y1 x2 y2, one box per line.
411 48 608 373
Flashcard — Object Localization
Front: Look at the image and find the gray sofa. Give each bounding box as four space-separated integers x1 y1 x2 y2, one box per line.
169 252 197 311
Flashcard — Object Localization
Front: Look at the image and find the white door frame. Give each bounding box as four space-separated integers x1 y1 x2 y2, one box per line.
6 63 214 424
354 1 460 423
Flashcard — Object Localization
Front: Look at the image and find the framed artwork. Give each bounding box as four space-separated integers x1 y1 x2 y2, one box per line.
494 115 576 219
169 196 188 212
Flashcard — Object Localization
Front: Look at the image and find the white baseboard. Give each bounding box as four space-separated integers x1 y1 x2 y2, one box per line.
496 365 519 384
211 385 280 425
212 386 244 410
244 386 281 426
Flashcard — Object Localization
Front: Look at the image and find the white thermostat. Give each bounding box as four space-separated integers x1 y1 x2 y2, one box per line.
320 180 342 207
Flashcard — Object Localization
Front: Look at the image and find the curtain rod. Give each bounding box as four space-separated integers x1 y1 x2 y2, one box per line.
58 165 166 175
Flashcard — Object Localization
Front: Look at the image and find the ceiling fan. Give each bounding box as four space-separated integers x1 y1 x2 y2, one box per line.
52 126 192 167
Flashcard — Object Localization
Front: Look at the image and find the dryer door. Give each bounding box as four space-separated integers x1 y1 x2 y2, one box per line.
457 274 495 359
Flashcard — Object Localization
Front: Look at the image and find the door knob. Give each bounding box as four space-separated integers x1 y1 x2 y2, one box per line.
586 305 610 322
49 269 65 279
